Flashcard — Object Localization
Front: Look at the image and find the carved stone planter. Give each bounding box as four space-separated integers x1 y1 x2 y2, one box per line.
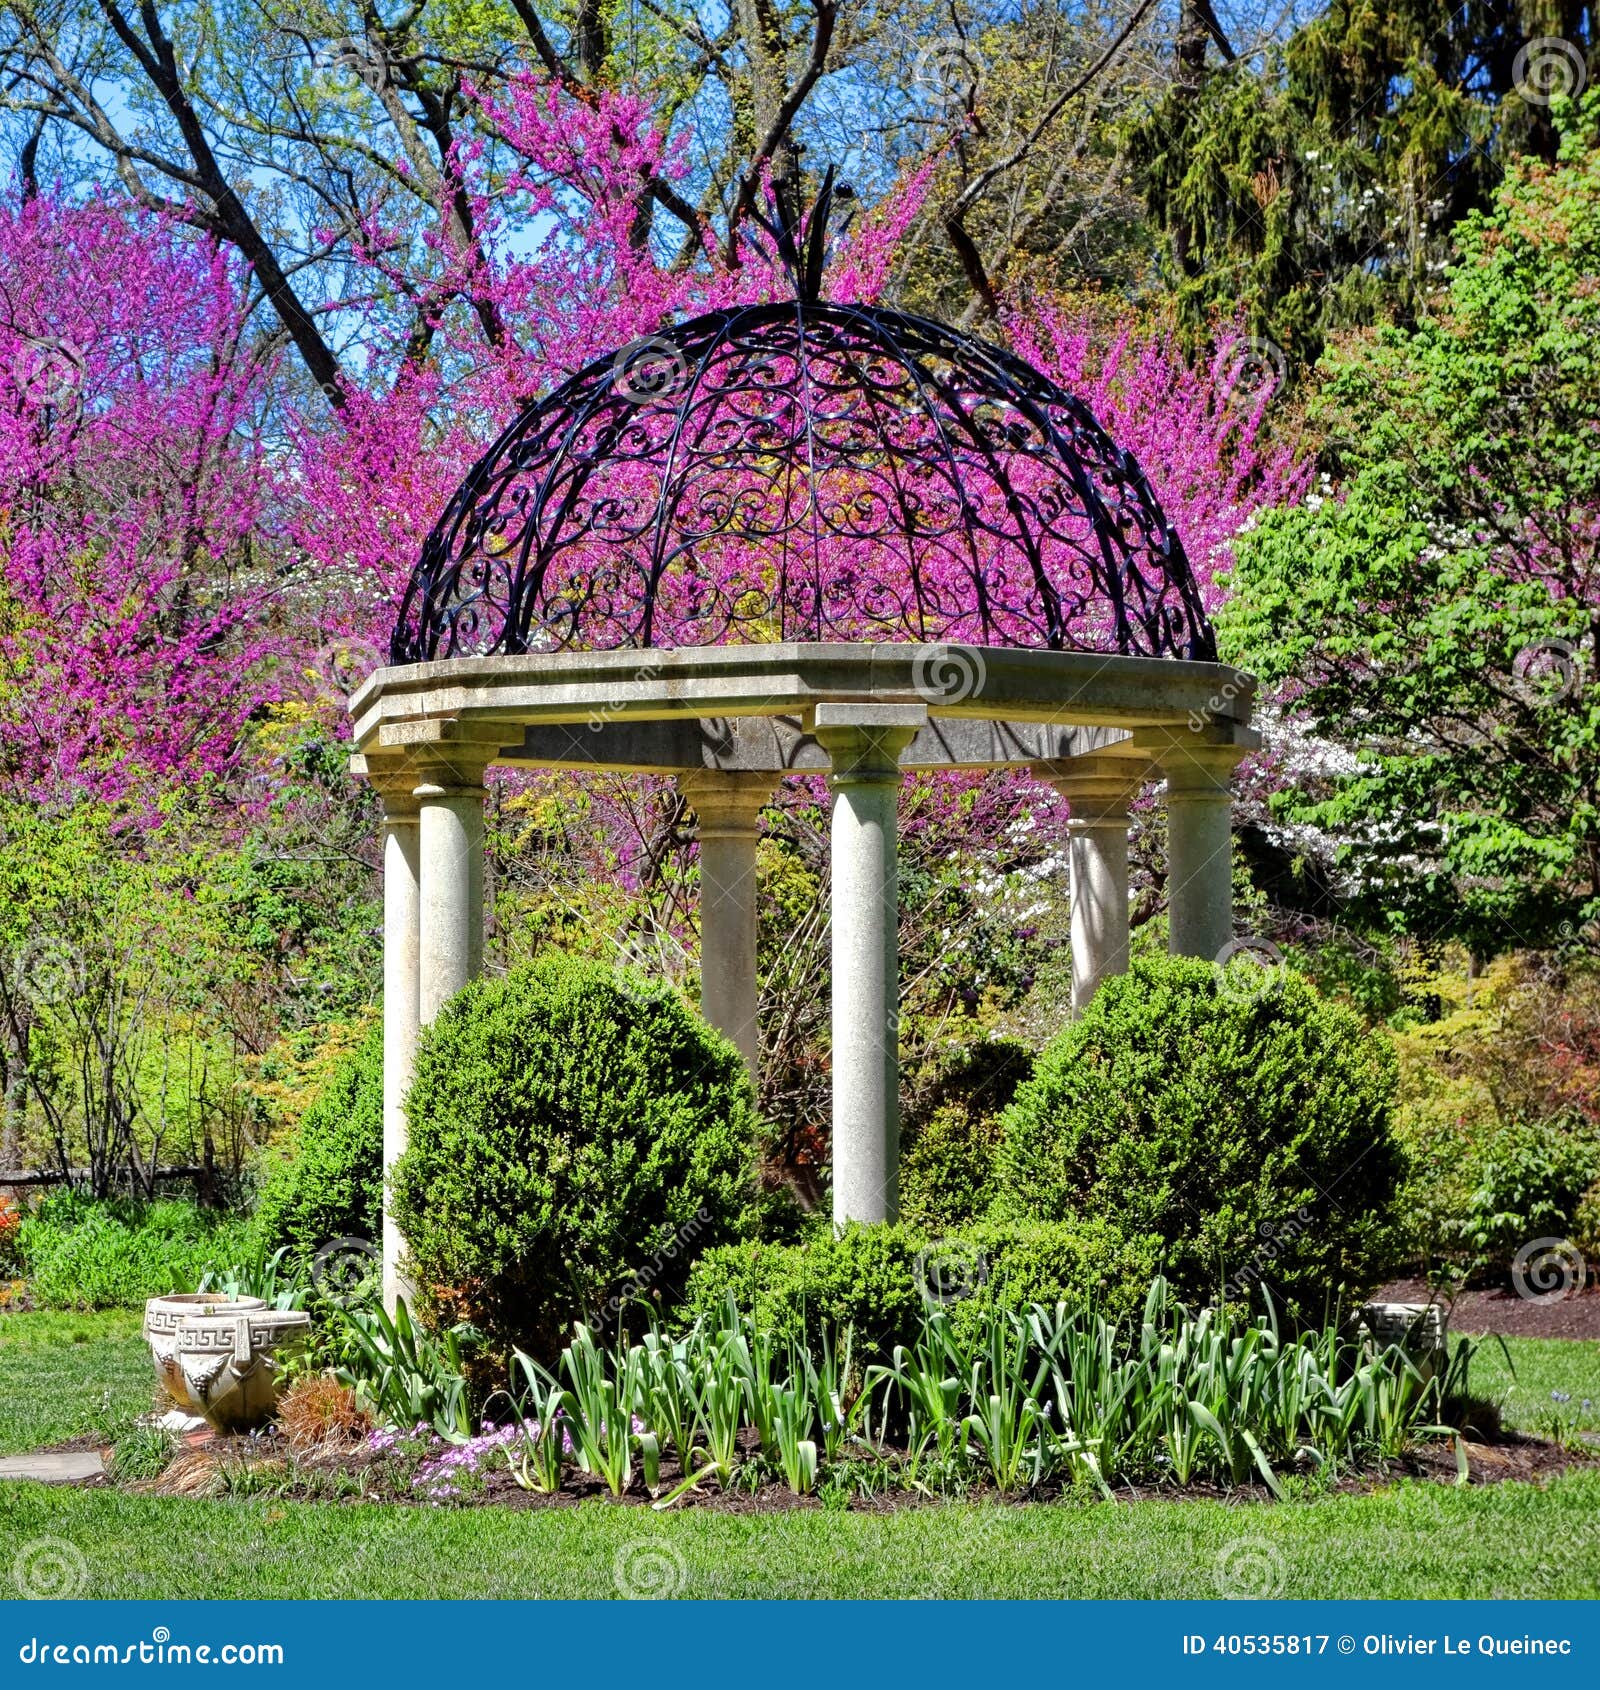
143 1294 264 1406
1359 1301 1448 1385
176 1307 312 1433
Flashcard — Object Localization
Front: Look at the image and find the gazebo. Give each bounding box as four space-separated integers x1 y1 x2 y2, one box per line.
350 237 1257 1305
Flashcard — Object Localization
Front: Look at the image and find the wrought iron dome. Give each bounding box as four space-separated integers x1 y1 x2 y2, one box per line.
392 201 1216 666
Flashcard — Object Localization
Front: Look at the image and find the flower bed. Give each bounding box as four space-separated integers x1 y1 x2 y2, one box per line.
117 1277 1597 1511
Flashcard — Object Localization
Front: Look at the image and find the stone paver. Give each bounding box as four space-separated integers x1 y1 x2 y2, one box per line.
0 1448 105 1483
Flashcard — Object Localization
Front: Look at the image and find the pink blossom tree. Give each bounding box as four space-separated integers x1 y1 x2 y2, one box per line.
0 196 275 810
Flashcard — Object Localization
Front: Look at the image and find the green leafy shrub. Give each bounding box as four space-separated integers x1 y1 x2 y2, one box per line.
1574 1178 1600 1263
995 952 1403 1319
1456 1117 1600 1275
899 1036 1031 1229
16 1191 251 1310
252 1022 382 1260
391 954 759 1361
899 1102 1002 1230
683 1217 1159 1361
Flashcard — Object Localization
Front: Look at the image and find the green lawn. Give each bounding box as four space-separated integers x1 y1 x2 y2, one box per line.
0 1310 156 1457
1 1473 1597 1598
0 1310 1597 1600
1465 1335 1600 1436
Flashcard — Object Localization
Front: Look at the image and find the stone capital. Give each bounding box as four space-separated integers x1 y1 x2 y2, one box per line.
1159 741 1247 800
351 752 425 822
1033 754 1151 827
408 749 491 803
677 770 780 838
1110 722 1255 801
813 703 927 783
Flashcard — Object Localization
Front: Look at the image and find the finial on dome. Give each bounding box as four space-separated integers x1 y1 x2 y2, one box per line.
745 164 857 304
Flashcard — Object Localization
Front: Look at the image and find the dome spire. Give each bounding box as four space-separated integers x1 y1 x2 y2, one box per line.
744 164 856 304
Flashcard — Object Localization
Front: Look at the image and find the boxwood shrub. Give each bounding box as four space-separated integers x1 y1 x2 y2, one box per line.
252 1022 383 1262
683 1217 1160 1360
994 951 1402 1320
392 954 759 1360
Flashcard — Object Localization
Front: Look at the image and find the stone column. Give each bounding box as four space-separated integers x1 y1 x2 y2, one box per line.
1037 761 1146 1014
1161 745 1244 961
678 772 778 1083
813 704 926 1229
378 789 421 1310
415 759 488 1021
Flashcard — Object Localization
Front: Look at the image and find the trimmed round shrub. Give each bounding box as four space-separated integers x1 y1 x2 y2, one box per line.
995 952 1403 1319
252 1023 382 1261
392 954 759 1359
684 1216 1160 1360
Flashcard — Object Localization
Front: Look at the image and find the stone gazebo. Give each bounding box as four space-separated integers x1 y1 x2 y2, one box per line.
350 278 1257 1304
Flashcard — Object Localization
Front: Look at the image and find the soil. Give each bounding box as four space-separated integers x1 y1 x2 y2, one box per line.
26 1420 1591 1514
1374 1276 1600 1340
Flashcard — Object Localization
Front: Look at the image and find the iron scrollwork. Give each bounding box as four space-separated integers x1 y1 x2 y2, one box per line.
391 300 1217 666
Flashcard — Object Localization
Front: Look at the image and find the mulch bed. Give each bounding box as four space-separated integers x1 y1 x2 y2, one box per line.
1374 1277 1600 1340
21 1421 1588 1514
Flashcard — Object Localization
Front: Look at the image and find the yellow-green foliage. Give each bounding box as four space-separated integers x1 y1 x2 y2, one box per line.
1385 948 1600 1270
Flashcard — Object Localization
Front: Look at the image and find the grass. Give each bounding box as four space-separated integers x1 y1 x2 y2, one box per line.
0 1310 1596 1600
0 1310 156 1457
1464 1335 1600 1436
2 1473 1598 1598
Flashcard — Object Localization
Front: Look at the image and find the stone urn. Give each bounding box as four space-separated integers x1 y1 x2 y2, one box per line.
175 1307 312 1433
144 1293 265 1406
1358 1301 1448 1386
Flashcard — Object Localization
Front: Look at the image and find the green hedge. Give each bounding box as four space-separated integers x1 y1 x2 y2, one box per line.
684 1218 1160 1359
995 951 1402 1319
252 1022 383 1262
392 953 759 1360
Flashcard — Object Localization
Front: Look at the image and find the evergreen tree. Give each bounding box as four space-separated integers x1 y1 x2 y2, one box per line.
1130 0 1597 360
